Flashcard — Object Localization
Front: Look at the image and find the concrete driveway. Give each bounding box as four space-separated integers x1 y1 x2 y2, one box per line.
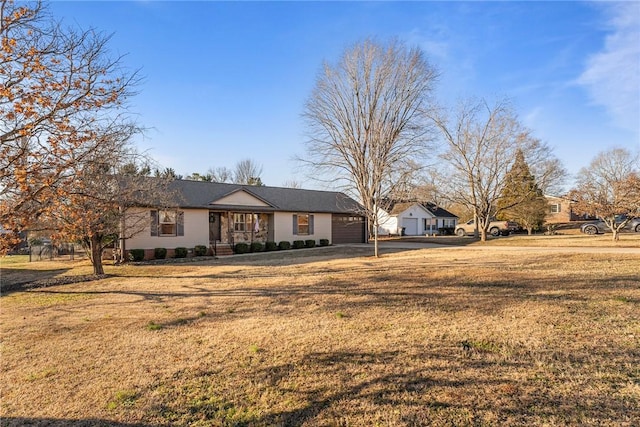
357 240 640 255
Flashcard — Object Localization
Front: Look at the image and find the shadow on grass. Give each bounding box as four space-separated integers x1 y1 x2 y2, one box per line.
0 267 73 294
150 346 637 425
0 418 156 427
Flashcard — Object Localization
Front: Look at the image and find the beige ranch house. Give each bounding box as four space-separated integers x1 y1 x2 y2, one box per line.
124 180 367 258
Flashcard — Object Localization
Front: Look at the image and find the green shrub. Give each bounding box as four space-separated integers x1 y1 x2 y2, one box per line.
154 247 167 259
305 239 316 248
235 242 250 254
250 242 264 252
278 241 291 250
319 239 330 247
129 249 145 262
194 245 208 256
265 241 278 252
292 240 305 249
174 247 188 258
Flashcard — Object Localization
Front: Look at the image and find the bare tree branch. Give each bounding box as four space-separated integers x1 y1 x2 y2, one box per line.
301 38 438 256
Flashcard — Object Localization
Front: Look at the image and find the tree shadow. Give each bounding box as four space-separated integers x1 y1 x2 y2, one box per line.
0 418 157 427
0 267 73 294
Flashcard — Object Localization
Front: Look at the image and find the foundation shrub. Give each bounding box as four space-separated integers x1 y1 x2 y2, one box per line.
278 241 291 250
128 249 145 262
154 247 167 259
235 243 250 254
250 242 264 252
193 245 208 256
265 241 278 251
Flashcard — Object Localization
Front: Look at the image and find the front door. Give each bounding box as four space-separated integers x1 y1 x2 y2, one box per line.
209 212 221 243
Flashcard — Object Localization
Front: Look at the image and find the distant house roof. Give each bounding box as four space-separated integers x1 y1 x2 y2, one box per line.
423 203 458 218
386 201 458 218
165 180 364 214
544 194 577 203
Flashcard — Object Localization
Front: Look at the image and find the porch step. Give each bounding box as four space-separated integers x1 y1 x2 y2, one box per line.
211 244 234 256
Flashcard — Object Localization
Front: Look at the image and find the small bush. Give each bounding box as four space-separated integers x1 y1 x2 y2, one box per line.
250 242 264 252
305 239 316 248
154 247 167 259
129 249 145 262
265 241 278 252
194 245 208 256
292 240 305 249
278 241 291 250
174 247 188 258
235 242 250 254
319 239 330 247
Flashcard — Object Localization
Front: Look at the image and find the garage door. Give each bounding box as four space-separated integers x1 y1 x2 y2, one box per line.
403 218 418 235
332 214 366 244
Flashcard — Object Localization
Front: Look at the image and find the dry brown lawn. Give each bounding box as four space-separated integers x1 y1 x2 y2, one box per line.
392 229 640 248
1 246 639 426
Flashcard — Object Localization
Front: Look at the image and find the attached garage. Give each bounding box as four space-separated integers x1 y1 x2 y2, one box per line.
402 217 419 235
332 214 367 244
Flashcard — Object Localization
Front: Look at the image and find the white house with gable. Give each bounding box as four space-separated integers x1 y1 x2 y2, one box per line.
377 202 458 236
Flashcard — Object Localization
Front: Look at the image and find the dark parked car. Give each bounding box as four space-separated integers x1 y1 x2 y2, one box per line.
580 216 640 235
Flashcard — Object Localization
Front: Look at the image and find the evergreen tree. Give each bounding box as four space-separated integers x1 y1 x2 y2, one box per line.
497 150 548 235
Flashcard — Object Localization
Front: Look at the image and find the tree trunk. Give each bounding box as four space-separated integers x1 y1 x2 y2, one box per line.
612 229 620 242
527 227 533 235
480 228 488 242
89 234 105 275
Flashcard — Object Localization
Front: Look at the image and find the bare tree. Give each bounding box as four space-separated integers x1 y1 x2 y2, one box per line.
570 148 640 241
207 166 233 183
282 179 302 189
0 0 143 258
302 38 438 256
431 98 565 241
234 158 264 185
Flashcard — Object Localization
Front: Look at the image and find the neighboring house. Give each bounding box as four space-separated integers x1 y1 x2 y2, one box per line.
377 202 458 236
545 195 591 223
124 180 367 257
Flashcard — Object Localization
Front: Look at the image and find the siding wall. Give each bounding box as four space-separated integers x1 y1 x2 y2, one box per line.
273 212 332 244
125 208 209 250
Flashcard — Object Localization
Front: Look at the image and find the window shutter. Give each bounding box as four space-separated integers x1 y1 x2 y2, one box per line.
309 214 314 235
150 210 158 236
292 214 298 235
177 211 184 236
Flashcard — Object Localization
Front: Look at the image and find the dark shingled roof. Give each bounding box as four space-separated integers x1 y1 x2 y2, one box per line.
165 180 364 214
386 201 458 218
423 203 458 219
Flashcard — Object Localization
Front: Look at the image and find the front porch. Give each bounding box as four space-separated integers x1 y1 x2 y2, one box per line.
209 211 273 248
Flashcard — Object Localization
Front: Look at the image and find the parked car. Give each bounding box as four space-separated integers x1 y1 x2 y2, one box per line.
580 216 640 235
455 219 519 237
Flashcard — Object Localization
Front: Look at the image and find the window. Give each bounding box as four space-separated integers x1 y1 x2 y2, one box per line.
443 219 456 228
550 204 561 213
293 214 314 235
151 210 184 237
233 213 254 232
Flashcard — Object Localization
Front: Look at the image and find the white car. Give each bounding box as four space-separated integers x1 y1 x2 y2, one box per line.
455 219 519 237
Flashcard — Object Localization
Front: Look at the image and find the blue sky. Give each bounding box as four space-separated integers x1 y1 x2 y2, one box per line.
49 1 639 191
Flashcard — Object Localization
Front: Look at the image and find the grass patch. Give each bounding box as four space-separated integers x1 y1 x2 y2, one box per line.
106 390 138 410
1 247 639 425
146 321 163 331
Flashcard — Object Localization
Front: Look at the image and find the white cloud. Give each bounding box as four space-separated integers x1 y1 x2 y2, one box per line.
578 2 640 133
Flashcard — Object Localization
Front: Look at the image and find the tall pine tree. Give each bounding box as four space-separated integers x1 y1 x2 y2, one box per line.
497 150 548 235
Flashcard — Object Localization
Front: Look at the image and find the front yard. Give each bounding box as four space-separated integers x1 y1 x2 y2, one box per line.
1 246 639 426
